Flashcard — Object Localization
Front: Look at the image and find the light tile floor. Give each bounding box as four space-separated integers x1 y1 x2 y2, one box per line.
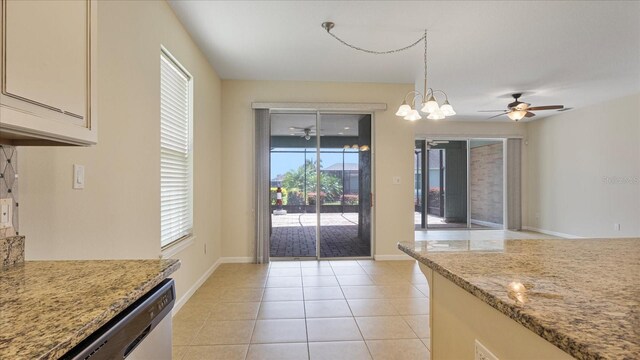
414 229 558 241
173 260 430 360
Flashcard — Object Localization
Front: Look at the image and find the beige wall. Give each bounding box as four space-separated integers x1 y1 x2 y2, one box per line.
526 93 640 237
221 80 416 259
18 0 222 302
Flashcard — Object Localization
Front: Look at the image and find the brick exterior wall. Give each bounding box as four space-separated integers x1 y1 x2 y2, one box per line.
470 143 503 225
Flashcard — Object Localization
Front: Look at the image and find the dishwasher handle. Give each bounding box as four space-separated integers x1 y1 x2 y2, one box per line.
124 324 152 358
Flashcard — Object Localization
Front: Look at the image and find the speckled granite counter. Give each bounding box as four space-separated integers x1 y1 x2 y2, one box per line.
398 238 640 360
0 259 180 360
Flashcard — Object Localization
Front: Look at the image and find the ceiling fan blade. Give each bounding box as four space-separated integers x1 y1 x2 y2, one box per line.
486 112 508 119
526 105 564 111
525 112 536 118
478 110 507 112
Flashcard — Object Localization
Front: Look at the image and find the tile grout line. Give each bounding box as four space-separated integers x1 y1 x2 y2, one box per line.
243 265 270 360
334 261 375 360
301 270 311 360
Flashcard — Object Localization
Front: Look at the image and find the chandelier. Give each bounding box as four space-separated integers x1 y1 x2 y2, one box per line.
322 22 455 121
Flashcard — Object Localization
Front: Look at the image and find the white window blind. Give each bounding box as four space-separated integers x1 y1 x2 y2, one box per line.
160 49 193 248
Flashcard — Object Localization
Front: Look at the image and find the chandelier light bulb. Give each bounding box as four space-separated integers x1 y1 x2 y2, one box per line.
404 109 422 121
421 95 440 114
395 103 411 117
440 100 456 116
427 108 445 120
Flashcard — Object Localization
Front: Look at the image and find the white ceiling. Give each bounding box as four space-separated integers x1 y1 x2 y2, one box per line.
168 1 640 121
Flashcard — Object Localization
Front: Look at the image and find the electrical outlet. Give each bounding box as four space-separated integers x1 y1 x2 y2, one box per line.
475 340 498 360
392 176 401 185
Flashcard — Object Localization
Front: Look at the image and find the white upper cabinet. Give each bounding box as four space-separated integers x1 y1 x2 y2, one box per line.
0 0 97 146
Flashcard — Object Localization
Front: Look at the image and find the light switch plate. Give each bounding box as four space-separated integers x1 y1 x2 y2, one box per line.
73 164 85 190
392 176 401 185
0 198 12 229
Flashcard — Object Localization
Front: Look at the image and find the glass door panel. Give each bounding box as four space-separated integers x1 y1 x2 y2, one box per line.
426 140 468 229
414 140 426 229
318 114 372 258
269 112 317 259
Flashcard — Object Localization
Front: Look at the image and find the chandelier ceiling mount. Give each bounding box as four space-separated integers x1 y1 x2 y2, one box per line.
321 22 455 121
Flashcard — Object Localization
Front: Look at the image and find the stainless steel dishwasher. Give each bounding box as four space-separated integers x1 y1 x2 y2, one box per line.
62 278 175 360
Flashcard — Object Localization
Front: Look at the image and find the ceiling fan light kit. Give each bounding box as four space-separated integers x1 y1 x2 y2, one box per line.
507 109 528 121
322 22 454 122
480 93 564 121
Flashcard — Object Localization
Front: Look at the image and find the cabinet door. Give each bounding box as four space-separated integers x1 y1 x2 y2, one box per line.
0 0 96 145
5 0 87 120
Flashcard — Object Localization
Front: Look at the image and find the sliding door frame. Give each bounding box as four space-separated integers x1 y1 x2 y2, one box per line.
416 135 521 231
257 103 383 261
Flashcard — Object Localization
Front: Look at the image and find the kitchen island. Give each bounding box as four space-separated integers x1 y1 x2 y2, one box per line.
0 259 180 359
398 238 639 360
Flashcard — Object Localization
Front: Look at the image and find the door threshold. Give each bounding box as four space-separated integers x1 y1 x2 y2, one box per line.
269 256 374 261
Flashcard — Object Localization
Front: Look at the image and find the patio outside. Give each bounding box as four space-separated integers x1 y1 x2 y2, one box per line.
270 213 370 258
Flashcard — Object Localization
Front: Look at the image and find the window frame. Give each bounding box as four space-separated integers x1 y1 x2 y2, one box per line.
160 46 194 250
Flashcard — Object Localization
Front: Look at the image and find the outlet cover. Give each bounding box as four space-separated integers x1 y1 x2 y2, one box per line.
475 340 498 360
0 198 12 229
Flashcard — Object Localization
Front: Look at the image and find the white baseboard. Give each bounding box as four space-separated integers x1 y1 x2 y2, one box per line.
172 257 222 316
172 256 256 315
522 226 583 239
374 254 414 261
470 219 503 228
221 257 254 263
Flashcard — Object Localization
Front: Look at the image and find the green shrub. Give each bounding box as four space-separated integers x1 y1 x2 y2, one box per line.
287 188 305 205
343 194 359 205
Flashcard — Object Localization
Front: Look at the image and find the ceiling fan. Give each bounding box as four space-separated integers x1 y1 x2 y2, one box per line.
479 93 564 121
289 126 316 140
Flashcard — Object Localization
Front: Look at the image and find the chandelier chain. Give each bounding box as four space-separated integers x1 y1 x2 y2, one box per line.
423 30 428 96
325 29 426 55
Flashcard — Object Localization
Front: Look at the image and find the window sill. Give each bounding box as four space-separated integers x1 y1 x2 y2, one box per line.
161 235 196 259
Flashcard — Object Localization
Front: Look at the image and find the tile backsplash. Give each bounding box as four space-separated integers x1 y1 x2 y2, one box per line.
0 145 18 238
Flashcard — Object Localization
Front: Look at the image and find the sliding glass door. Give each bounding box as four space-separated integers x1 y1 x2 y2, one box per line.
414 138 505 230
270 112 318 258
269 112 372 259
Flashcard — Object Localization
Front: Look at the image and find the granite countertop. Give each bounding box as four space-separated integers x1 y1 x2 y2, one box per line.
398 238 640 360
0 259 180 360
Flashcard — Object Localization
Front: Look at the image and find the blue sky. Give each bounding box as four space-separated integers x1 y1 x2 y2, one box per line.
270 148 358 179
